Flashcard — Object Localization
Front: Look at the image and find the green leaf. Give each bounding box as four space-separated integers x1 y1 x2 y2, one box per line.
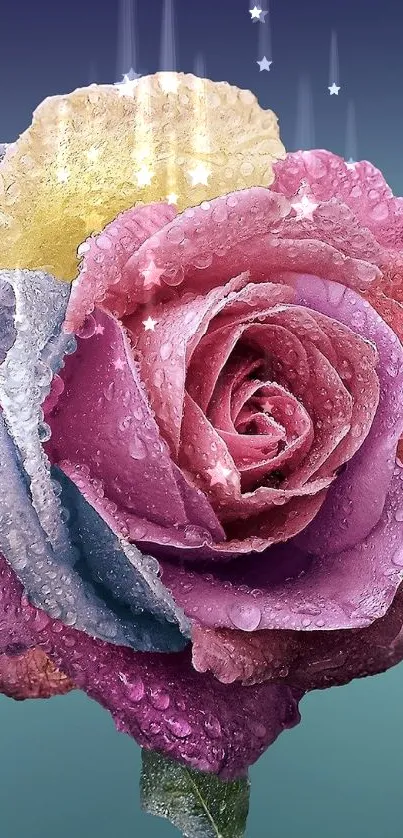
140 749 250 838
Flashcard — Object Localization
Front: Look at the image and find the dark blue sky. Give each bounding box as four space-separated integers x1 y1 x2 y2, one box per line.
1 0 403 191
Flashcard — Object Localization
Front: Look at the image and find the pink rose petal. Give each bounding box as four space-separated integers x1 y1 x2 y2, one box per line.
48 309 188 529
124 272 249 454
117 188 380 320
64 202 177 333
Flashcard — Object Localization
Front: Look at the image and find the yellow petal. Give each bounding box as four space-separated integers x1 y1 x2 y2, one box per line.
0 72 285 281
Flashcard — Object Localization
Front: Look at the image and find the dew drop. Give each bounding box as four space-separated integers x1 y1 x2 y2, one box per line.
129 437 147 460
228 602 262 631
125 675 145 702
160 341 173 361
77 315 96 339
204 715 222 739
166 716 192 738
150 689 170 710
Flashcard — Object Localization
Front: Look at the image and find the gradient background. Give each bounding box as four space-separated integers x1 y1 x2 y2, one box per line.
1 1 403 836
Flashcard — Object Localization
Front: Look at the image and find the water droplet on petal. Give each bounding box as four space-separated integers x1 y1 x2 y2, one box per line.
124 675 145 702
228 602 262 631
129 437 147 460
204 715 222 739
77 315 96 339
160 341 173 361
166 716 192 738
150 689 170 710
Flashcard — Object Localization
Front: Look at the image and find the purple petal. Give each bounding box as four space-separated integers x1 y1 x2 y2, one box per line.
292 274 403 554
192 583 403 691
0 552 302 778
161 462 403 631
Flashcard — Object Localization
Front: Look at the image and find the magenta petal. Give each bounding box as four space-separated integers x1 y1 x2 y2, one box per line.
47 309 188 528
0 553 302 778
191 584 403 691
162 462 403 631
64 202 177 333
292 275 403 554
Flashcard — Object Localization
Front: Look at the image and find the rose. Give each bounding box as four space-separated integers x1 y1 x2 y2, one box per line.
1 73 403 776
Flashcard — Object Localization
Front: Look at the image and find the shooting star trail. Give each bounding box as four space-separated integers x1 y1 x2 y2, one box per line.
328 30 340 94
295 75 316 150
345 100 358 163
116 0 139 81
160 0 177 71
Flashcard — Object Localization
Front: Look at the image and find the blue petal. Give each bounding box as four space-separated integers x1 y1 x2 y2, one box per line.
0 278 16 364
0 269 188 652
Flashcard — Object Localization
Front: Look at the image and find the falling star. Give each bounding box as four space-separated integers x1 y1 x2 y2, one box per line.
328 29 341 94
160 0 177 71
257 56 272 72
116 0 140 82
249 6 268 22
188 162 210 186
256 0 273 69
345 100 358 164
295 75 316 150
142 316 158 331
194 52 206 77
115 67 142 96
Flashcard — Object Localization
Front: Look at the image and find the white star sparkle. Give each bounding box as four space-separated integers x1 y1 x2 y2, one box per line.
115 67 142 97
328 82 341 95
158 72 180 93
257 56 273 72
188 162 210 186
166 192 179 204
249 6 268 21
141 261 165 289
291 194 318 220
207 462 234 487
112 358 126 371
142 316 158 331
87 146 100 162
56 167 70 183
136 166 154 187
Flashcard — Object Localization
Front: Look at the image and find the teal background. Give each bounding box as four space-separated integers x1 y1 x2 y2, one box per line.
1 663 402 837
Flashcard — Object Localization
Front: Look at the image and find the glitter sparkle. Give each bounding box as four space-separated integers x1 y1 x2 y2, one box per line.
291 194 319 220
141 261 165 289
207 462 234 487
188 162 210 186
